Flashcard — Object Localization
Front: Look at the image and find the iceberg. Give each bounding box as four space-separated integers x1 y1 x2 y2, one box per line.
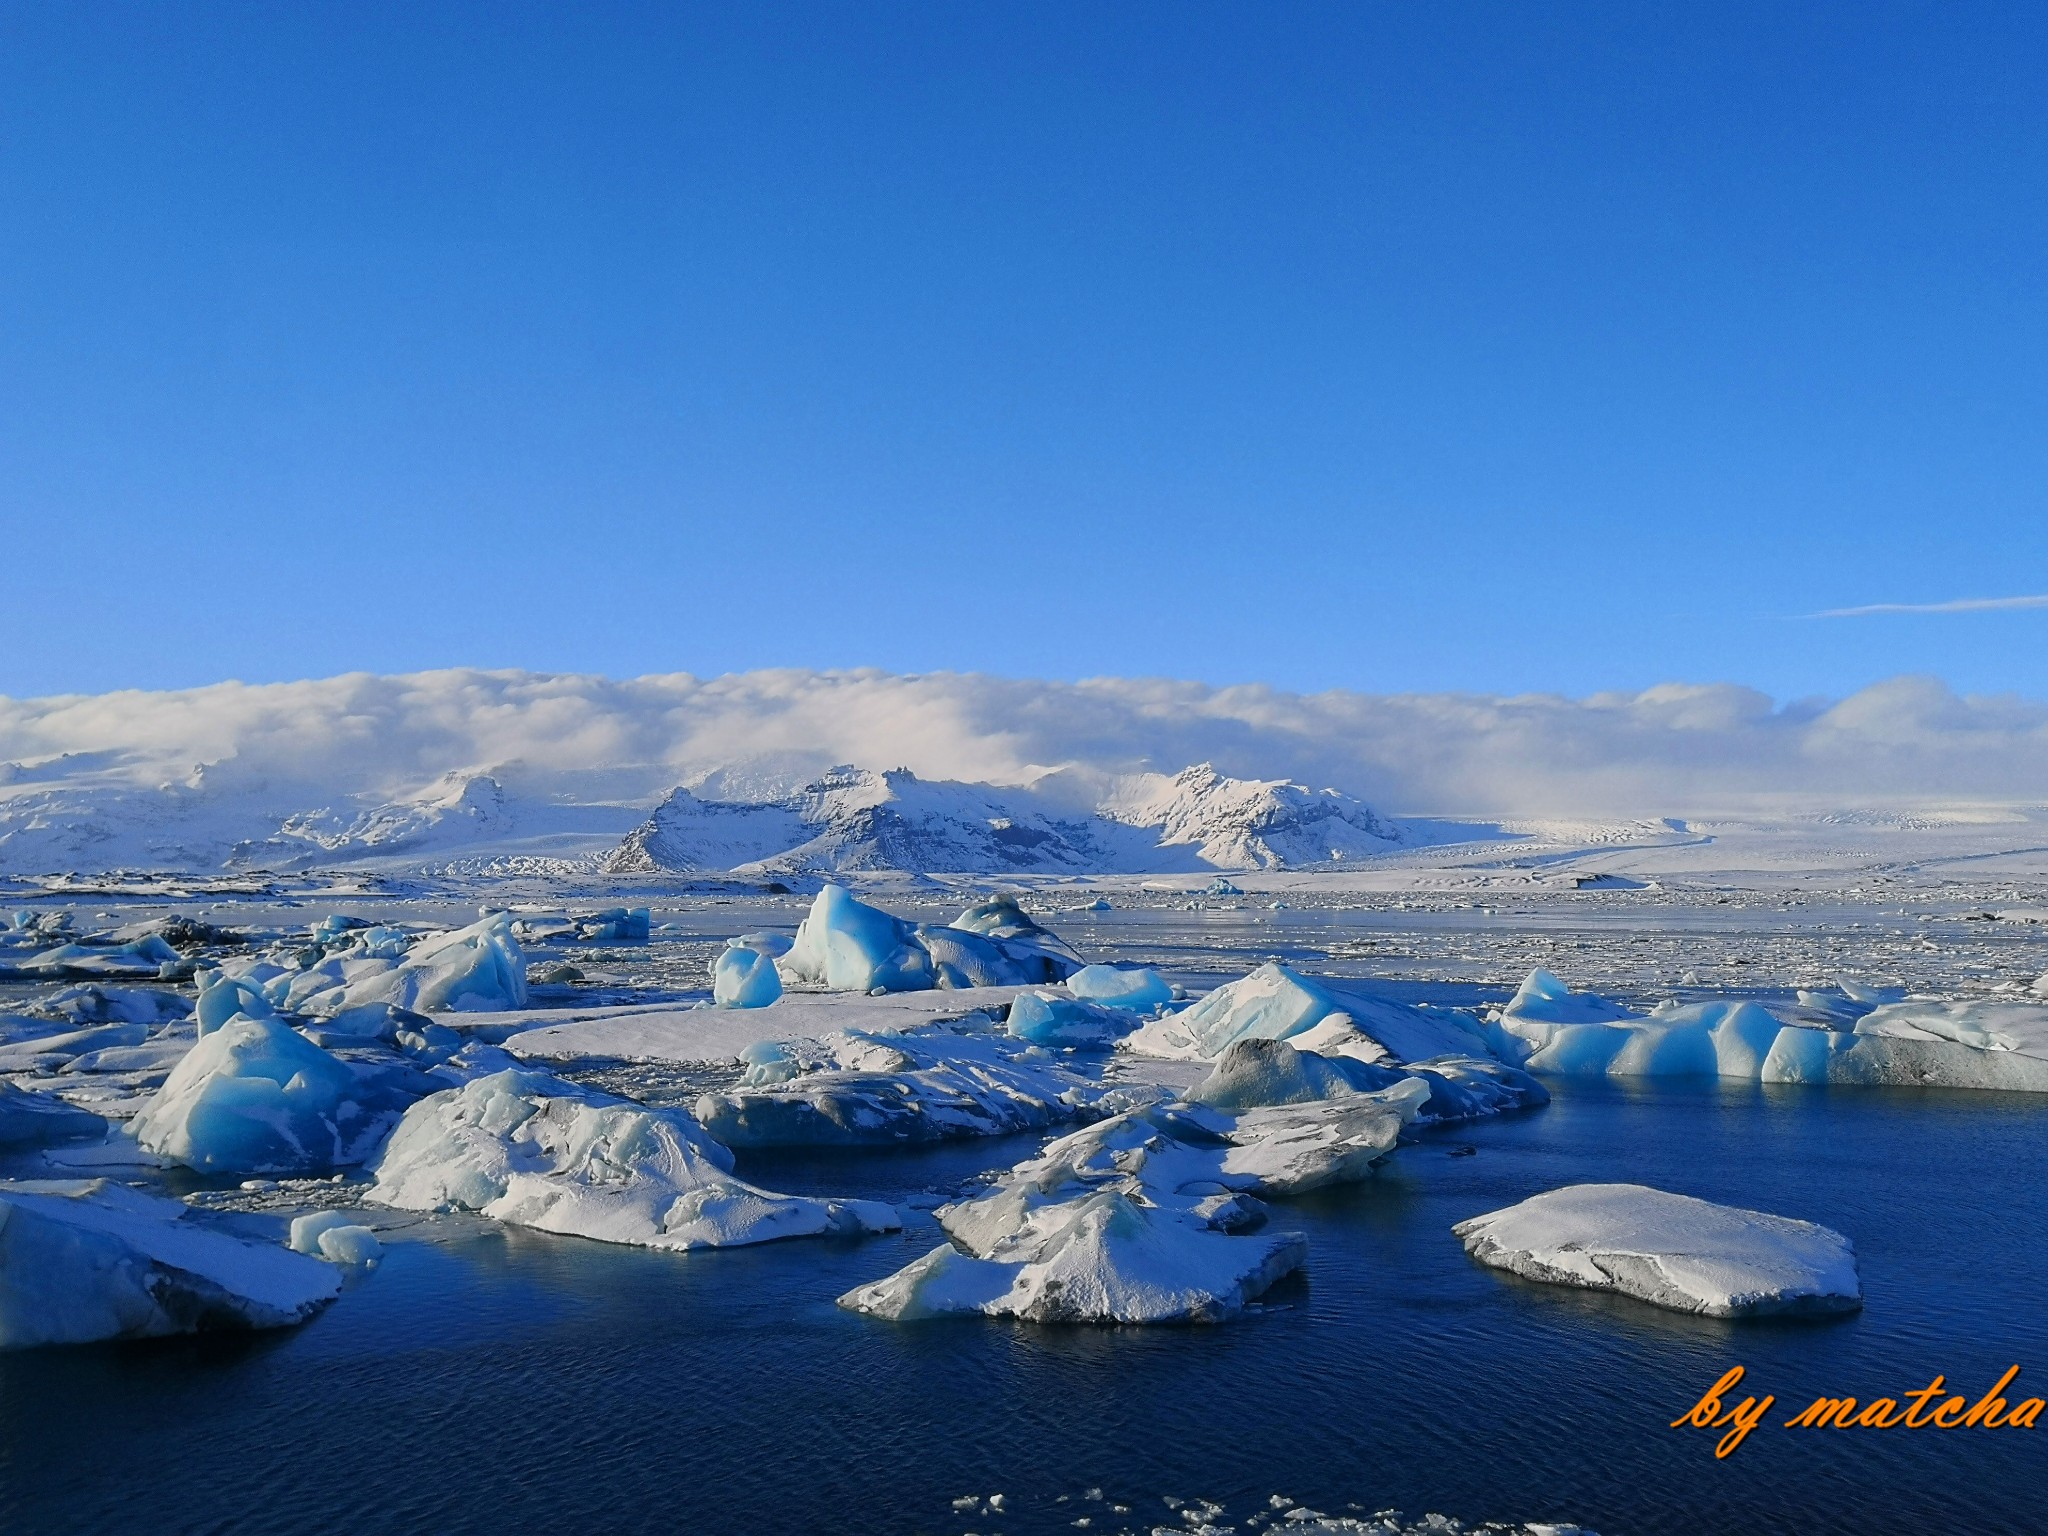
368 1070 898 1250
1005 990 1141 1050
1187 1038 1546 1122
1454 1183 1861 1317
1497 969 1639 1050
287 1211 383 1267
777 887 1085 994
1065 963 1173 1013
0 1178 340 1349
1851 998 2048 1059
1125 962 1506 1066
711 942 784 1009
780 885 936 993
21 936 182 979
1126 963 1342 1059
131 1015 428 1175
694 1030 1091 1149
0 1081 107 1149
1526 1000 1785 1080
841 1087 1421 1324
215 914 529 1019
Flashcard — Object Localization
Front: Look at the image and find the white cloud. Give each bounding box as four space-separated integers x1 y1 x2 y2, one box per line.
1811 594 2048 618
2 667 2046 818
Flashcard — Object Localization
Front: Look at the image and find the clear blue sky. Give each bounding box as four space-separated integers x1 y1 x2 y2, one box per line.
4 2 2046 701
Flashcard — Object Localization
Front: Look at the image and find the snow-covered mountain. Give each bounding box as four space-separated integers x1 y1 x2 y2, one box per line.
603 763 1402 876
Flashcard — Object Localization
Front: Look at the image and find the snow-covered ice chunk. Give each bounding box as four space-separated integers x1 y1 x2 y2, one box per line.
21 936 181 979
1005 990 1140 1050
942 894 1084 980
368 1070 898 1250
711 943 784 1009
1125 962 1504 1066
35 984 190 1027
1497 969 1639 1050
1065 963 1172 1013
132 1015 426 1175
0 1082 107 1149
1454 1182 1861 1317
842 1085 1427 1324
1851 998 2048 1059
227 914 529 1018
1125 962 1341 1059
695 1030 1093 1149
1186 1037 1545 1123
0 1178 339 1349
287 1211 382 1266
1760 1027 2048 1091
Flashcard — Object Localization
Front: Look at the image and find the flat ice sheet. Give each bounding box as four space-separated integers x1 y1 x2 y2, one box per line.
1454 1181 1861 1318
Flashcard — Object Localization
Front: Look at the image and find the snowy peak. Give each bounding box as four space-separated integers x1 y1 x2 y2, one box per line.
604 763 1399 876
1101 763 1401 870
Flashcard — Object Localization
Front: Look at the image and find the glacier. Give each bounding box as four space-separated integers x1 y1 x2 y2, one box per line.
1454 1183 1862 1317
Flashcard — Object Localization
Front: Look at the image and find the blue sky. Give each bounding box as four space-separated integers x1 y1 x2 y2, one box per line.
3 2 2046 701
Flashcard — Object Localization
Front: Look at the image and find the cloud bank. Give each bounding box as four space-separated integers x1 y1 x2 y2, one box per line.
2 668 2045 818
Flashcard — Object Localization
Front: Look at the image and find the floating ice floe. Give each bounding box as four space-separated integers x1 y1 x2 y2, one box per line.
1454 1182 1862 1317
368 1069 898 1250
1851 998 2048 1058
695 1029 1095 1149
287 1210 383 1266
208 913 529 1019
840 1088 1421 1325
1125 962 1506 1065
132 1015 430 1175
34 984 191 1027
1064 963 1173 1013
0 1178 340 1349
778 887 1082 994
1005 990 1143 1050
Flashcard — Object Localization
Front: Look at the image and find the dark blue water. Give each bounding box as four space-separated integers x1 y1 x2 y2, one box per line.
5 1082 2046 1536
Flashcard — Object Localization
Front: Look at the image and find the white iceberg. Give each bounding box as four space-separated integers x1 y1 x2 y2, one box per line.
1125 962 1506 1066
841 1089 1418 1324
1454 1182 1861 1317
1851 998 2048 1059
694 1030 1091 1149
20 936 181 979
0 1178 340 1349
132 1015 425 1175
215 914 528 1019
1497 969 1640 1050
368 1069 898 1250
287 1211 383 1267
1065 963 1173 1013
